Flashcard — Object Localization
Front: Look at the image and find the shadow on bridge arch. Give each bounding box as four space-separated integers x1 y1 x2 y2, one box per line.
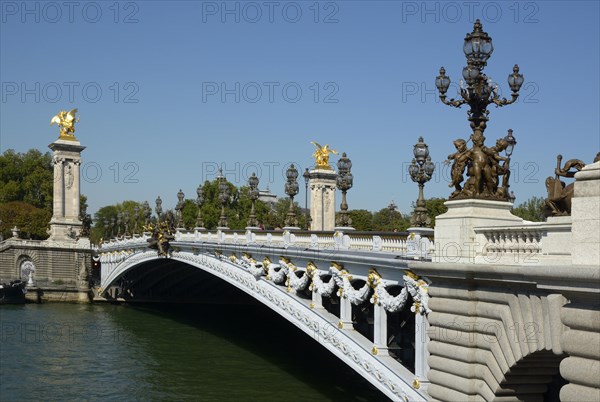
100 251 426 401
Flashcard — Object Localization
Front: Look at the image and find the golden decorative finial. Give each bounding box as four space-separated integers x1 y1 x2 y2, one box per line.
50 109 80 140
311 141 338 170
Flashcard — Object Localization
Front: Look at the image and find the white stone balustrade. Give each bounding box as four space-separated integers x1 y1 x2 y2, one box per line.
102 229 434 258
474 217 573 265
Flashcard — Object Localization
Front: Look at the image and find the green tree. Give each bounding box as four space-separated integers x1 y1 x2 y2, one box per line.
347 209 374 231
0 149 54 211
183 179 288 230
90 200 151 243
0 149 60 239
260 198 305 229
511 196 545 222
79 194 92 237
0 201 51 240
181 199 199 229
424 198 448 226
372 207 409 232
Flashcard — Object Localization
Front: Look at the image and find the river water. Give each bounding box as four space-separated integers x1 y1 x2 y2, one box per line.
0 303 388 401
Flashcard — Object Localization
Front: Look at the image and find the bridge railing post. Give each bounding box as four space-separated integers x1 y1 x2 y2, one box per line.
414 313 431 386
311 289 323 309
373 303 389 356
339 296 353 329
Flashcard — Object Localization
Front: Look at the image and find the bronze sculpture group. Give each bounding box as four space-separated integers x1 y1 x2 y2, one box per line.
445 130 512 200
144 211 175 257
542 153 600 217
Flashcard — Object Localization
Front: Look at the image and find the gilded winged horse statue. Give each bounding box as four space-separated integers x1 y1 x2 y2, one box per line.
311 141 338 170
50 109 79 139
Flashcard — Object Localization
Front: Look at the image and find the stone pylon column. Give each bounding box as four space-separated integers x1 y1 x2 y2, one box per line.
309 169 337 231
48 138 86 242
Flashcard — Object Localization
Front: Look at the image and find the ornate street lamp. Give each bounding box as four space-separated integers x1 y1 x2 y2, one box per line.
435 19 524 136
500 128 518 196
335 153 354 228
388 200 397 213
124 211 130 237
247 173 260 228
504 128 517 158
176 189 185 229
155 196 163 222
142 201 151 226
195 184 205 229
284 164 300 228
409 137 435 227
133 206 139 234
110 217 116 238
116 212 122 237
218 169 230 228
436 20 523 201
303 168 311 230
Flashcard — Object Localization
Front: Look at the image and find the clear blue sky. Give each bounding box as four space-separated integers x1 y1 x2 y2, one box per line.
1 1 599 216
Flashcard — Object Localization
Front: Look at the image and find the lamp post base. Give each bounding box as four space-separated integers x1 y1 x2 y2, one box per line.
334 226 355 232
406 227 434 237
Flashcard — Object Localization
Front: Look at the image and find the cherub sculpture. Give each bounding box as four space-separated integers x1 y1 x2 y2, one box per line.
446 130 515 201
445 139 469 197
484 138 510 196
311 141 338 169
50 109 79 138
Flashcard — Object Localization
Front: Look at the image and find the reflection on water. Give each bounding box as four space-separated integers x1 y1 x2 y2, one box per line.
1 303 388 401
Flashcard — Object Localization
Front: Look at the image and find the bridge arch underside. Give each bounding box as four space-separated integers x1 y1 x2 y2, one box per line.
102 254 426 401
103 259 257 304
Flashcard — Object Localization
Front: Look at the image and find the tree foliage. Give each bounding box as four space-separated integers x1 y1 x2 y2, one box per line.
0 201 51 240
179 180 305 230
0 149 54 211
91 200 152 243
424 198 448 226
372 207 410 232
89 179 308 241
511 196 545 222
347 209 374 231
0 149 55 239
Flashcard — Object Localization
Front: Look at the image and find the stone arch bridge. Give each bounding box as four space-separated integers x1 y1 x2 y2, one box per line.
98 209 600 402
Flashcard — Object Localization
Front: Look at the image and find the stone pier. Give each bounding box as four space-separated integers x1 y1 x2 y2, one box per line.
309 169 337 231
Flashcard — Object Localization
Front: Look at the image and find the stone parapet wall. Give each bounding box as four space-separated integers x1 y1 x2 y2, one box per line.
410 262 600 401
559 304 600 401
0 238 92 287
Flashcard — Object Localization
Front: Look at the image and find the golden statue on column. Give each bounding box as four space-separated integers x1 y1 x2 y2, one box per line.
50 108 80 140
311 141 338 170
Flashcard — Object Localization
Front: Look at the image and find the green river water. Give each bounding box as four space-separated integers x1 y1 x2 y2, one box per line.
0 303 389 401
